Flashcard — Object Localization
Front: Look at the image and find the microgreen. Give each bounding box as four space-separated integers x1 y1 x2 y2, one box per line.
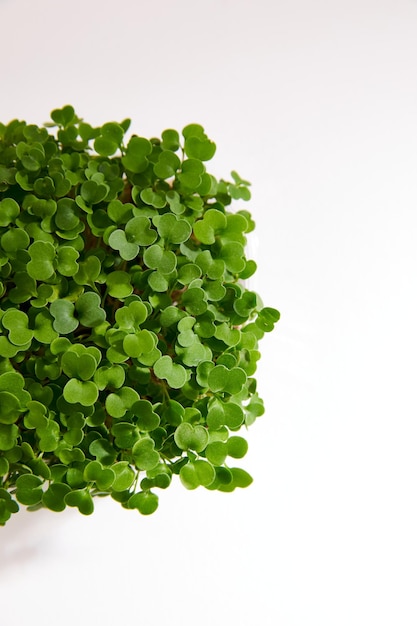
0 106 279 525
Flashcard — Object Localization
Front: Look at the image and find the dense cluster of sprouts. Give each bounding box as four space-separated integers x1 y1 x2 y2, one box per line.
0 106 279 524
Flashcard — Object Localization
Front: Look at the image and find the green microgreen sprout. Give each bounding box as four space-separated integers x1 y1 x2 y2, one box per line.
0 106 279 525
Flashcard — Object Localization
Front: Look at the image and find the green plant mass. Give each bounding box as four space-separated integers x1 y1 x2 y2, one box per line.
0 105 279 525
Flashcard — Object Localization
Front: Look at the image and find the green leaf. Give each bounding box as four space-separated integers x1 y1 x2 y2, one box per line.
65 489 94 515
50 299 79 334
51 105 76 127
89 439 117 465
154 150 181 179
179 463 199 489
56 245 79 276
193 209 226 245
80 180 108 205
42 483 71 512
143 245 177 274
15 474 43 506
0 423 18 451
94 136 118 157
140 188 166 209
155 213 191 244
122 136 152 173
106 271 133 298
207 400 244 430
0 392 20 424
111 422 138 449
63 379 99 406
208 365 247 395
132 400 160 432
214 322 240 346
126 215 157 246
161 129 180 151
27 240 55 281
174 422 208 453
74 255 101 287
61 348 98 381
55 198 80 230
105 386 140 418
123 330 155 358
205 441 228 465
184 136 216 161
108 228 139 261
179 460 215 489
107 199 134 224
0 198 20 227
2 309 33 346
84 461 115 490
216 468 253 492
181 287 208 316
219 242 246 273
153 355 188 389
1 227 30 254
0 456 9 476
177 158 205 190
128 491 158 515
227 436 248 459
182 123 205 139
37 420 60 452
132 437 160 471
111 462 135 492
256 307 281 332
115 301 148 329
177 263 201 285
75 291 106 327
94 364 125 390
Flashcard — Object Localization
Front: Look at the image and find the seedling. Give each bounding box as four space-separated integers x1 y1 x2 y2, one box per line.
0 106 279 524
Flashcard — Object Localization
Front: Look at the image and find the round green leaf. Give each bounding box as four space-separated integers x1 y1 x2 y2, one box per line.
128 491 158 515
89 439 117 465
184 136 216 161
132 438 160 471
205 441 228 465
112 462 135 492
106 271 133 298
132 400 160 431
0 424 18 451
27 241 55 280
155 213 192 244
0 198 20 227
227 436 248 458
0 392 20 424
75 291 106 327
153 356 188 389
179 461 215 489
15 474 43 506
1 228 30 254
108 229 139 261
125 216 157 246
2 309 33 346
42 483 71 512
94 135 118 157
174 422 208 453
63 379 99 406
65 489 94 515
105 386 140 418
0 456 10 476
50 299 79 334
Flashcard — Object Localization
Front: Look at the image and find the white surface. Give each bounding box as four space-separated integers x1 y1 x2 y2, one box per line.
1 0 417 624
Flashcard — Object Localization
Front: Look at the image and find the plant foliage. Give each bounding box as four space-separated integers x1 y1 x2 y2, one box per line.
0 106 279 525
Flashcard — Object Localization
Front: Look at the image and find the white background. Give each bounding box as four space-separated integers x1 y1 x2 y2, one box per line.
1 0 417 624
